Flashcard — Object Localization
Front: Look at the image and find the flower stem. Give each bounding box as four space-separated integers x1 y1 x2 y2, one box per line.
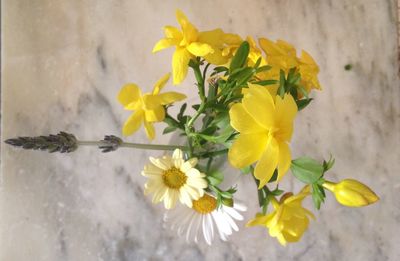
77 140 188 151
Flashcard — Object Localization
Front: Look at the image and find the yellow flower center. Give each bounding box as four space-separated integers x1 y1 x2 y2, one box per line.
162 167 187 189
192 194 217 214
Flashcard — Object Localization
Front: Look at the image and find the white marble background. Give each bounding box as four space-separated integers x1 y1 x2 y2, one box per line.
2 0 400 260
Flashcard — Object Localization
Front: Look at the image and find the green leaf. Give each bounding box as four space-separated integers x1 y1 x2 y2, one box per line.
162 126 176 134
296 98 313 111
278 70 286 97
290 157 324 184
236 67 255 86
163 116 179 128
211 66 229 76
177 103 187 121
270 188 284 196
192 104 200 111
253 79 278 86
253 57 262 69
229 41 250 72
268 169 278 183
255 65 272 73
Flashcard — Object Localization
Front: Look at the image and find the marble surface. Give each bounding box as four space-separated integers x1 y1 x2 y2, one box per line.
2 0 400 260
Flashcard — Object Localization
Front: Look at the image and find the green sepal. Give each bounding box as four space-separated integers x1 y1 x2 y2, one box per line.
323 155 335 172
296 98 313 111
311 181 326 210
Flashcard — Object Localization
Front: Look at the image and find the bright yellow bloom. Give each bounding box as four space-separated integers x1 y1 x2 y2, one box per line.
298 50 321 92
259 37 321 95
246 188 314 246
228 83 297 187
259 38 298 72
142 149 208 209
323 179 379 207
118 73 186 140
153 10 228 85
222 35 266 65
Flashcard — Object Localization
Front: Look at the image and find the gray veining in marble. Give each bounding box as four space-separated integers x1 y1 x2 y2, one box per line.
1 0 400 260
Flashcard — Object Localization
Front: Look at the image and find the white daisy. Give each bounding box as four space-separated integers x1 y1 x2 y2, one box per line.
142 149 208 209
164 194 247 245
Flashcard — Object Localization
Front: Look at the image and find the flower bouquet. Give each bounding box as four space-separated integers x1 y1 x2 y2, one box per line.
6 10 379 246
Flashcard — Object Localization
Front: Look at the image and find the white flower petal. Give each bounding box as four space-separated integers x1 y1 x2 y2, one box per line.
187 177 208 189
211 211 228 241
223 206 244 221
153 186 167 203
222 211 239 231
193 215 203 243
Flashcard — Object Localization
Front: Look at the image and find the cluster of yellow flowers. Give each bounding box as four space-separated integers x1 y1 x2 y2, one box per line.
118 10 379 246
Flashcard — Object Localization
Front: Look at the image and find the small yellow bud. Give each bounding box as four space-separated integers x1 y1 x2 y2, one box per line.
323 179 379 207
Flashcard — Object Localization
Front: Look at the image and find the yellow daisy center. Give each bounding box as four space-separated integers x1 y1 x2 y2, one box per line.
162 167 187 189
192 194 217 214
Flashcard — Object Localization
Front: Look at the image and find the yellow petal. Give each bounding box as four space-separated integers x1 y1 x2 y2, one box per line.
122 109 144 136
242 83 275 129
274 94 297 142
277 39 296 56
277 142 291 181
299 50 318 66
176 10 198 44
164 26 182 39
153 73 171 95
246 213 272 227
198 29 225 47
118 83 141 108
255 138 279 188
259 38 285 56
223 33 242 45
152 38 178 53
229 103 265 133
172 48 192 85
228 133 268 169
187 42 213 57
176 9 189 28
142 95 160 110
144 121 155 140
203 48 229 65
144 106 165 122
157 92 186 105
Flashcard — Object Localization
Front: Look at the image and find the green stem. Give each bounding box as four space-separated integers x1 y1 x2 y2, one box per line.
191 61 206 102
187 103 206 127
77 140 188 151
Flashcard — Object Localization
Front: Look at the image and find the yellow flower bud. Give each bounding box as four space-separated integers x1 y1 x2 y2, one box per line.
323 179 379 207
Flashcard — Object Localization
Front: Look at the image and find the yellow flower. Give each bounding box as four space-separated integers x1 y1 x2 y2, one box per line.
259 37 321 95
323 179 379 207
228 83 297 187
222 35 266 66
118 73 186 140
246 188 314 246
142 149 208 209
153 10 228 85
259 38 298 72
298 50 321 92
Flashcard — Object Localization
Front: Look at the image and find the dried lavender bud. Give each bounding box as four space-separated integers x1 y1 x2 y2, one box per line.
99 135 123 153
5 131 78 153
